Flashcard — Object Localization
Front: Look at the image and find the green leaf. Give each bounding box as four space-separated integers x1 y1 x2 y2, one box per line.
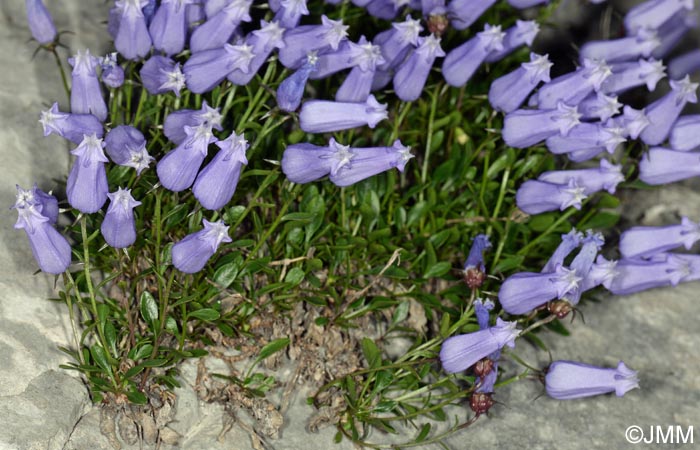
280 212 315 222
90 345 111 374
256 338 290 362
361 337 381 368
189 308 221 321
424 261 451 278
140 291 158 328
126 390 148 405
284 267 305 285
416 423 431 443
96 303 109 332
391 301 409 325
165 316 179 335
212 260 242 288
129 343 153 361
103 321 118 358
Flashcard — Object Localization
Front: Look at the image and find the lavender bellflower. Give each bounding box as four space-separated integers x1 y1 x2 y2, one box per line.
25 0 57 45
192 133 249 210
69 50 108 122
66 134 109 213
299 94 388 133
156 124 216 192
545 360 639 400
14 202 71 275
39 103 104 144
171 219 232 273
439 318 519 374
101 188 141 248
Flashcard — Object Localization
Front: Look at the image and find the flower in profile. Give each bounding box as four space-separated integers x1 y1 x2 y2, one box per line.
579 28 660 63
624 0 694 33
545 122 626 162
69 50 108 122
278 15 349 69
101 188 141 248
535 58 611 110
668 49 700 80
193 133 249 210
228 20 286 86
183 42 255 94
489 52 552 113
114 0 152 60
277 53 318 112
607 253 700 295
536 159 625 195
545 360 639 400
669 115 700 151
447 0 497 30
13 201 71 275
66 134 109 213
374 16 422 71
99 53 125 88
329 139 413 187
148 0 195 56
140 55 186 96
619 217 700 259
498 265 581 315
439 318 519 374
578 92 622 122
281 139 350 184
156 123 216 192
39 103 104 144
172 219 232 273
25 0 57 45
516 178 587 215
189 0 252 53
273 0 309 29
299 94 388 133
542 229 583 273
638 147 700 185
639 75 698 146
484 20 540 63
600 59 666 95
14 184 59 225
502 101 581 149
163 101 223 145
443 24 505 88
565 231 604 304
394 34 445 101
463 234 492 289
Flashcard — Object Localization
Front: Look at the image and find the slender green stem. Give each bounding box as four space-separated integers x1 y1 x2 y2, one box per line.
51 49 70 102
61 272 85 365
420 84 441 188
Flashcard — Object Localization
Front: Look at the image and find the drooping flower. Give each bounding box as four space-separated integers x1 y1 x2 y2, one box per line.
171 219 232 273
502 101 581 149
281 142 344 184
183 42 255 94
66 134 110 214
148 0 194 56
329 139 413 187
156 123 216 192
652 9 698 60
99 53 125 88
463 234 491 289
443 24 505 88
639 75 698 146
545 122 626 162
638 147 700 185
545 360 639 400
39 103 104 144
669 115 700 151
163 101 223 145
472 299 499 397
488 52 552 113
140 55 186 96
299 94 388 133
277 53 318 112
188 0 252 53
13 184 59 225
228 20 286 86
498 265 582 315
192 133 249 210
336 37 386 102
668 49 700 80
577 92 622 122
439 318 519 374
69 50 108 121
25 0 57 45
114 0 152 60
615 105 650 140
619 217 700 259
101 188 141 248
13 202 71 275
565 231 604 304
104 125 146 164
